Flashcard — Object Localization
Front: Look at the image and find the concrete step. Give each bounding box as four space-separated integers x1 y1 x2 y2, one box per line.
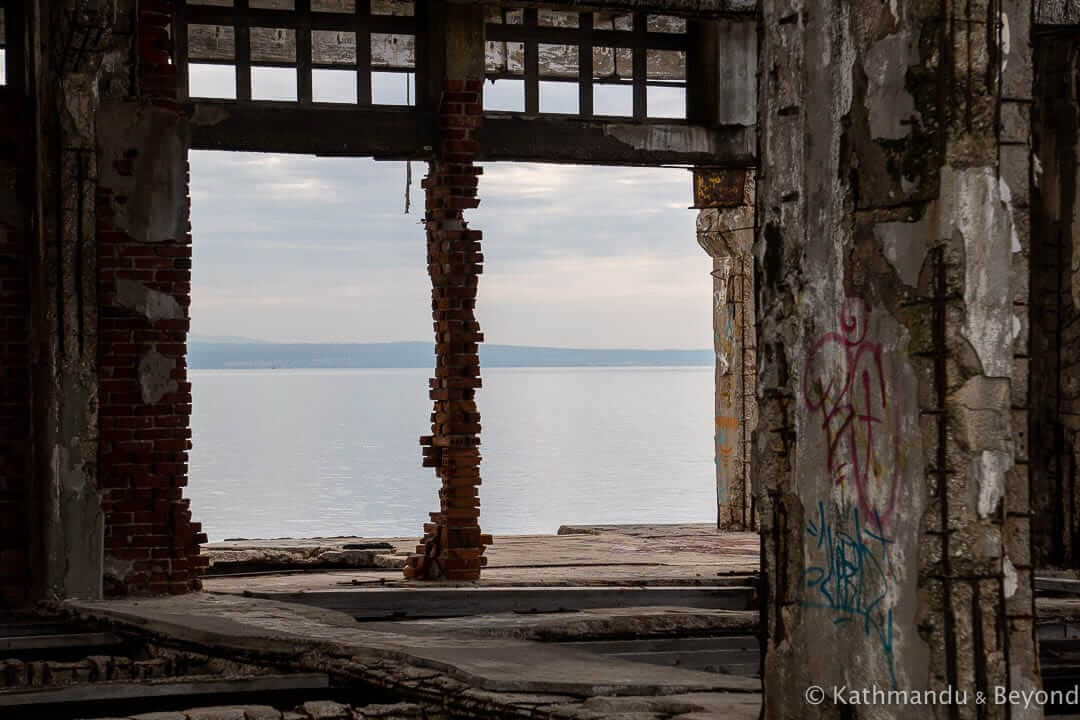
558 635 760 676
0 672 330 707
234 584 756 620
0 633 123 653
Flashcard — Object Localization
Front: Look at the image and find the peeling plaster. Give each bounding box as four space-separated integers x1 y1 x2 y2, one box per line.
1003 555 1018 598
604 124 725 154
939 166 1017 377
138 350 178 405
975 449 1010 519
98 101 187 244
875 216 928 287
115 278 182 322
1000 13 1010 75
864 32 916 140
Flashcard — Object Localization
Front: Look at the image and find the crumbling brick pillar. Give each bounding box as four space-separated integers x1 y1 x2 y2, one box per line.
756 0 1038 716
696 173 757 531
95 0 207 595
406 78 491 581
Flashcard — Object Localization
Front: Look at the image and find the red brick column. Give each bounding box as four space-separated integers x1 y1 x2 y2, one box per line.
96 0 207 595
406 80 491 581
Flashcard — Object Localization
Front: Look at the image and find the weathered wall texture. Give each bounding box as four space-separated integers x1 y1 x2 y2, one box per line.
28 0 115 602
1031 34 1080 569
697 180 756 531
96 0 206 595
756 0 1038 716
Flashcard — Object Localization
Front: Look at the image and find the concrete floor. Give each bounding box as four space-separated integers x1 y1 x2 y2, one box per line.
66 593 762 719
52 525 764 718
202 524 760 591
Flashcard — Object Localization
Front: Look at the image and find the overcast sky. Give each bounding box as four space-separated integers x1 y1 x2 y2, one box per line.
188 152 709 349
186 64 709 349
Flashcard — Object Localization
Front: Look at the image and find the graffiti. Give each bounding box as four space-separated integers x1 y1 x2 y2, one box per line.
715 416 739 502
715 305 738 375
717 372 736 409
803 298 902 531
801 500 897 688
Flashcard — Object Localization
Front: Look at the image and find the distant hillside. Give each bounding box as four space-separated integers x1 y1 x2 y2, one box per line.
188 340 713 369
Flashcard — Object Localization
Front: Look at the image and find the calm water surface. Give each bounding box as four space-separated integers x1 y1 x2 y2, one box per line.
189 367 715 541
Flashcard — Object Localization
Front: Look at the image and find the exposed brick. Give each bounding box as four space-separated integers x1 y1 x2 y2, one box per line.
406 85 491 582
94 2 204 597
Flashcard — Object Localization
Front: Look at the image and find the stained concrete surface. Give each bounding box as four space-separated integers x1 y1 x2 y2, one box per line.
66 593 761 718
202 525 759 591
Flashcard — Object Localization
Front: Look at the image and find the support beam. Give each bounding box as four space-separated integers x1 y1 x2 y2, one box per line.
406 2 490 581
477 116 754 166
695 169 755 531
189 103 436 158
187 102 755 166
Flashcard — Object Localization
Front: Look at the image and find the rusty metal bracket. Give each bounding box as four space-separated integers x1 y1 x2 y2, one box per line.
692 167 751 208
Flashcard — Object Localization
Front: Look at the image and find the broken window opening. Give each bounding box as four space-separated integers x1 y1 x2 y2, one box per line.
371 70 415 106
251 65 298 101
484 6 689 121
484 78 524 112
593 83 632 117
539 80 577 114
312 68 357 103
181 0 420 107
189 63 238 99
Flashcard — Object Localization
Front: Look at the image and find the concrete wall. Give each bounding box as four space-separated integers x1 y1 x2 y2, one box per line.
1031 34 1080 569
755 0 1038 716
0 0 206 603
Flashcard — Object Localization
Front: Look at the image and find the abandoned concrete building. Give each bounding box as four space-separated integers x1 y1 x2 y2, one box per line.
5 0 1080 718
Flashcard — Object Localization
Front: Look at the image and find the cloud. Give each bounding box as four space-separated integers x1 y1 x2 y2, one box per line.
189 151 711 348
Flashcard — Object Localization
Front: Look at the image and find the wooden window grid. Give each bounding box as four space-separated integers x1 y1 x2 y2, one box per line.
179 0 422 106
484 8 688 121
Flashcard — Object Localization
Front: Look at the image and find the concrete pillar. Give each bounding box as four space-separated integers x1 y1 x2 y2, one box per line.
16 0 206 601
1031 34 1080 569
696 172 756 531
756 1 1038 717
27 0 115 602
406 3 491 581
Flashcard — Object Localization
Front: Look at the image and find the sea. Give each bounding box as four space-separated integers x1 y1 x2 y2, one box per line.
188 366 716 541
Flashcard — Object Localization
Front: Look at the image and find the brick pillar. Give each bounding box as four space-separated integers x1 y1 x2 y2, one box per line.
696 175 756 531
405 79 491 581
96 0 207 595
